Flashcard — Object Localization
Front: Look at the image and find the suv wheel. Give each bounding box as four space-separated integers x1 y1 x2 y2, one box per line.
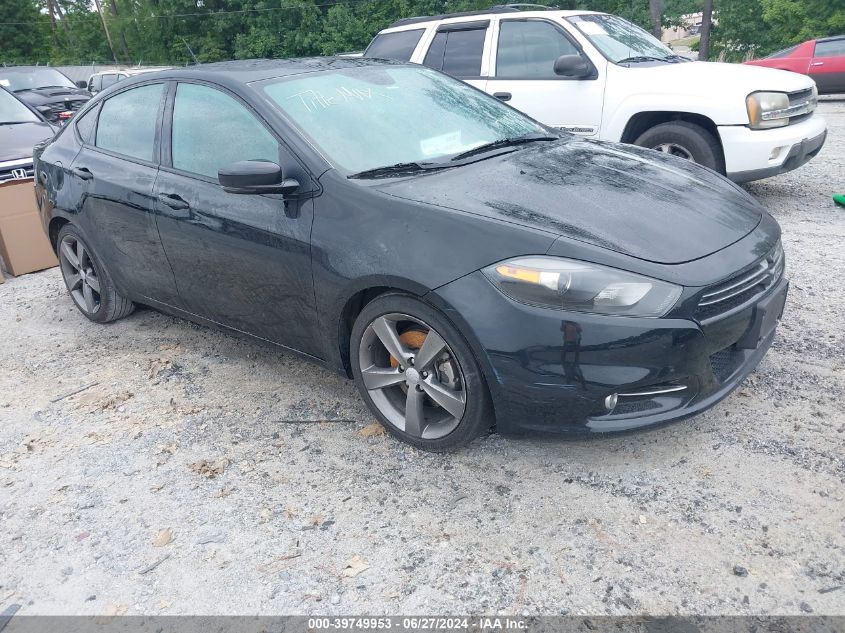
351 293 493 451
634 121 725 173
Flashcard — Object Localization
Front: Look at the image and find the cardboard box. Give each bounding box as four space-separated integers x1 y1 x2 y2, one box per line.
0 179 58 277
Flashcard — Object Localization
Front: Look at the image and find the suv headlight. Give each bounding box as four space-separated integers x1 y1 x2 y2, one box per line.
482 257 682 317
746 91 812 130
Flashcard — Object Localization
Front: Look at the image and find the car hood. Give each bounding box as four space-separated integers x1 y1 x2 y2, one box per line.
0 121 56 163
14 86 91 107
627 60 815 95
375 139 764 265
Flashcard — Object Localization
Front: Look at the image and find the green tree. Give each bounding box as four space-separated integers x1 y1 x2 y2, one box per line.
0 0 49 65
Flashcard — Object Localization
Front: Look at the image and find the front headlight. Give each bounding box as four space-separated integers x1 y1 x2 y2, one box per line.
746 91 813 130
482 257 682 317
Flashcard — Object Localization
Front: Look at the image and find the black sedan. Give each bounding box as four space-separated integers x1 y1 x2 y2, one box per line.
33 58 788 450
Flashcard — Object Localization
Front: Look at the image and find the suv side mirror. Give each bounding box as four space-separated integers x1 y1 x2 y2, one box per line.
75 80 88 89
553 55 591 78
218 160 300 195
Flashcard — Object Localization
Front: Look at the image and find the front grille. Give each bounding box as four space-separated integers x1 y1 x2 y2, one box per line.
695 242 784 321
0 163 34 184
785 88 817 126
710 347 744 382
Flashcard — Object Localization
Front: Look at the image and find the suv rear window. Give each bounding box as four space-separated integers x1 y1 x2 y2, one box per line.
365 29 424 61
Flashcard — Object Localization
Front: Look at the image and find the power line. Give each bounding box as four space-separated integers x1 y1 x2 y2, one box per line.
0 0 373 26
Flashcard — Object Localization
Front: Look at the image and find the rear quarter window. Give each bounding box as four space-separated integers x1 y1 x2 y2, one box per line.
365 29 425 61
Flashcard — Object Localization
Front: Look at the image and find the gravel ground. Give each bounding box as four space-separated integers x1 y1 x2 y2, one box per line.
1 100 843 618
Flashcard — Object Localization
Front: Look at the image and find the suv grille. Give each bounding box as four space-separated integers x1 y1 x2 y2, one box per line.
695 242 784 321
0 163 34 184
786 88 817 125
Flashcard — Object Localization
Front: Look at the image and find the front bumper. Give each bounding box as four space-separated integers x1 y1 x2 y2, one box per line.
432 271 788 436
719 114 827 183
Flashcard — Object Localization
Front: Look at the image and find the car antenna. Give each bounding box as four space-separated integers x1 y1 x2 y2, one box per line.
181 37 200 65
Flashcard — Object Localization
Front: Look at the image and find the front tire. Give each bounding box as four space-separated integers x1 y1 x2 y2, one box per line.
57 224 134 323
634 121 725 174
351 293 492 451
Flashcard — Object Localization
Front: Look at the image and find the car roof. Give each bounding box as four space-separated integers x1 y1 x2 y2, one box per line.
131 57 404 86
385 7 602 29
92 67 170 77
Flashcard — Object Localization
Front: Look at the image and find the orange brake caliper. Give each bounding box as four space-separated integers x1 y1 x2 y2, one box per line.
389 329 428 368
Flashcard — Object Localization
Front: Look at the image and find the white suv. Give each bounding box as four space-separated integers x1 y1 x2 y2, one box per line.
365 6 826 182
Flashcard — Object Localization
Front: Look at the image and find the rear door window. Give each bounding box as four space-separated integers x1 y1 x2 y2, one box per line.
365 29 425 61
95 83 163 162
423 25 487 78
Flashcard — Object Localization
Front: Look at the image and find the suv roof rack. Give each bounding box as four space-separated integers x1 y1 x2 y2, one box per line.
387 3 558 29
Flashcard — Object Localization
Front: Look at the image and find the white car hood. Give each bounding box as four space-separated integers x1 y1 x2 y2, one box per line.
606 60 817 126
630 60 815 95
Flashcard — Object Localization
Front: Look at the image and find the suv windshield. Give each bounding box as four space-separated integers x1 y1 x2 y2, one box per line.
0 68 76 93
569 14 677 64
260 65 546 174
0 88 40 124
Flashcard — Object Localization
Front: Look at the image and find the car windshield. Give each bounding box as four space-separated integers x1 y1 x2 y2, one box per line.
0 68 76 93
260 65 546 174
569 14 676 64
0 88 39 124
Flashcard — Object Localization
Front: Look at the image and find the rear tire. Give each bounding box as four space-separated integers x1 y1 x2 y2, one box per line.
634 121 725 174
57 224 134 323
351 292 493 451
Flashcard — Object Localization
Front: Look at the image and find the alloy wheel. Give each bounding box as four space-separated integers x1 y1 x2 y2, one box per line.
59 235 102 314
358 313 466 440
653 143 694 160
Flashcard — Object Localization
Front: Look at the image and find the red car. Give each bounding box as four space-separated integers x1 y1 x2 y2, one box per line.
745 35 845 95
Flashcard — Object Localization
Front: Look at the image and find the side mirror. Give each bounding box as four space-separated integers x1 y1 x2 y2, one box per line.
553 54 591 78
218 160 300 195
75 80 88 89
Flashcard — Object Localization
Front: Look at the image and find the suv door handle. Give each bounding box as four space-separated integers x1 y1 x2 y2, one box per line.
493 92 512 101
157 193 190 210
810 61 824 66
72 167 93 181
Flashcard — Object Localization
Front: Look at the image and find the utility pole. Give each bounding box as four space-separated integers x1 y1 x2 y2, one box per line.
93 0 119 64
699 0 714 61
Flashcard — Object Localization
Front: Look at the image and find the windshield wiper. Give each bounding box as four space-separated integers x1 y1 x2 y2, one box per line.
348 161 446 179
616 55 670 64
0 121 32 125
449 133 557 162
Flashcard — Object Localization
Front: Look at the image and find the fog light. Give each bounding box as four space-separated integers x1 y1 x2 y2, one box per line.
604 393 618 412
769 146 785 161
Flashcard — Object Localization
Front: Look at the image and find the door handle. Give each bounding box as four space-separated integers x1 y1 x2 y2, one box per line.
493 92 512 101
72 167 93 181
810 61 824 66
157 193 190 210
